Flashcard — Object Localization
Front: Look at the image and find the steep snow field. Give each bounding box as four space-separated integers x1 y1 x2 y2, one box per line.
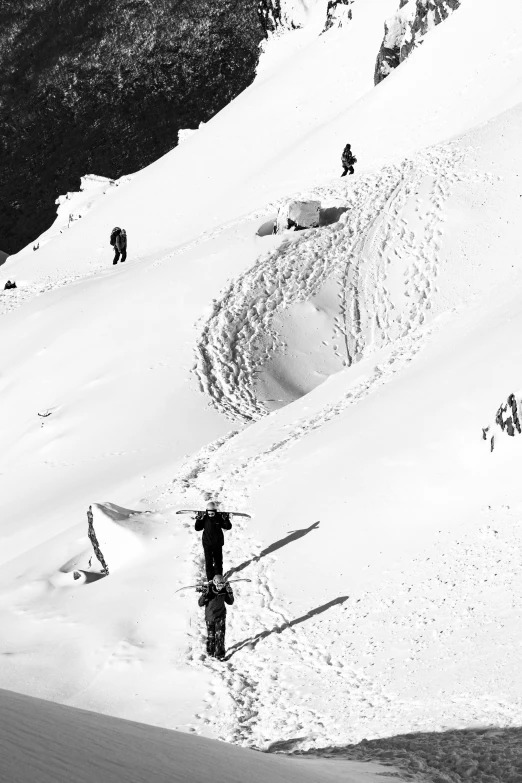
2 0 522 775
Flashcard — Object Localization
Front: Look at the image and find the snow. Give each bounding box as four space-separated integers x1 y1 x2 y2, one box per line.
0 688 401 783
1 0 522 777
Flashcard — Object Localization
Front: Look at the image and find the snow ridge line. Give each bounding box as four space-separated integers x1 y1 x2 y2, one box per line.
192 143 465 423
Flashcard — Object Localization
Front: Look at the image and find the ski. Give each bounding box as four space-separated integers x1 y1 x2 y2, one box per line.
175 577 251 593
176 509 251 518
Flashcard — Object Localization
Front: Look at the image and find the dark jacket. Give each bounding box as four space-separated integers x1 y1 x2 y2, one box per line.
341 145 356 166
195 512 232 548
198 584 234 621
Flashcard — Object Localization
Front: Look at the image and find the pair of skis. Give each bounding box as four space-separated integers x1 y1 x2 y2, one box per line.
175 577 251 594
175 508 252 593
175 509 251 518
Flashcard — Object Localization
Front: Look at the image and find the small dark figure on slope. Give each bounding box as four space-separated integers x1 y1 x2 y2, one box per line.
341 143 357 177
110 226 127 265
198 574 234 660
4 280 17 290
194 501 232 581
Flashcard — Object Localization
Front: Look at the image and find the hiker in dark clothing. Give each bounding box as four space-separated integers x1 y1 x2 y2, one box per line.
198 574 234 659
3 280 17 290
195 501 232 581
110 226 127 264
341 143 357 176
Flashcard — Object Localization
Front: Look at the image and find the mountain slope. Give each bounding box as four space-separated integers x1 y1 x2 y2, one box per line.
0 0 266 254
0 0 521 764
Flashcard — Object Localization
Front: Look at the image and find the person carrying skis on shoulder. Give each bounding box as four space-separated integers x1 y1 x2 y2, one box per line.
341 143 357 176
110 226 127 265
194 501 232 581
198 574 234 660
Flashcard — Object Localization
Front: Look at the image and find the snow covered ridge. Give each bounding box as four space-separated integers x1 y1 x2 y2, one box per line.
258 0 353 35
32 173 132 252
375 0 461 84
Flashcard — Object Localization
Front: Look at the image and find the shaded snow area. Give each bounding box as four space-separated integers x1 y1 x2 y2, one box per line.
0 689 401 783
2 0 522 780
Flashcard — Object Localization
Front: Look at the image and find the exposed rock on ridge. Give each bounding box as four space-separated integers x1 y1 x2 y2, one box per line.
374 0 461 85
323 0 353 33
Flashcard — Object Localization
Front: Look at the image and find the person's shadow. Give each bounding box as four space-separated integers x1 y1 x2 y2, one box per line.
226 595 349 659
226 520 320 578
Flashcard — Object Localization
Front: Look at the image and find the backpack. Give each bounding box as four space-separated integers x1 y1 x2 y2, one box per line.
342 146 355 166
110 227 121 246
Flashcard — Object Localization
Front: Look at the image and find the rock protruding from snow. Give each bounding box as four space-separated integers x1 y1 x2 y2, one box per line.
374 0 461 85
483 391 522 452
276 200 321 233
258 0 284 33
323 0 353 33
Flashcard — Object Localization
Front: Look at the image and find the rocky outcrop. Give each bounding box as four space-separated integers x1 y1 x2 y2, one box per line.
0 1 270 254
323 0 353 33
275 200 321 233
374 0 461 85
482 391 522 452
258 0 284 33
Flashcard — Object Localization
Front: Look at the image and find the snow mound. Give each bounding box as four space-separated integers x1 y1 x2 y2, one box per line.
0 687 403 783
31 173 133 253
88 503 154 573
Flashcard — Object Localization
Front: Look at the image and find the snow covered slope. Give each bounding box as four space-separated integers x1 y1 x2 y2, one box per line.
0 689 401 783
1 0 522 767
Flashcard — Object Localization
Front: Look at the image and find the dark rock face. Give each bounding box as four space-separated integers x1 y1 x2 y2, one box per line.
258 0 283 33
374 0 460 85
0 0 267 254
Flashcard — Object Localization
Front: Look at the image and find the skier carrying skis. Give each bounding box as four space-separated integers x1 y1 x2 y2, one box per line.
110 226 127 265
341 143 357 176
194 501 232 581
198 574 234 660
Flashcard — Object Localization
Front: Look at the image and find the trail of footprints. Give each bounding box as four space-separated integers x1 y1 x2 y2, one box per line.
159 340 425 748
193 143 467 423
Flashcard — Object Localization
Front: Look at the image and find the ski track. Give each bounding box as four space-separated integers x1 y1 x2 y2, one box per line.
192 142 468 423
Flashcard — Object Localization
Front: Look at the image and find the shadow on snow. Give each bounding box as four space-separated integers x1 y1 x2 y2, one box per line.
226 520 320 578
226 595 348 659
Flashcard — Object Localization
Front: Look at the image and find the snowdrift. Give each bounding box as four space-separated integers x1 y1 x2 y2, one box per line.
0 688 402 783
